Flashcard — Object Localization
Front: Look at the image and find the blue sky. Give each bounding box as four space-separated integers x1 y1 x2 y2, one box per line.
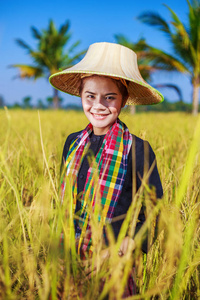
0 0 193 107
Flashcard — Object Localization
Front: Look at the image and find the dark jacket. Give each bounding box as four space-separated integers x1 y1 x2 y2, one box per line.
61 130 163 253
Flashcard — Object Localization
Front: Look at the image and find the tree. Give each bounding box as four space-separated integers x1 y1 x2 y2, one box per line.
11 20 85 108
22 96 32 108
46 96 63 108
0 95 5 107
37 99 46 109
137 0 200 115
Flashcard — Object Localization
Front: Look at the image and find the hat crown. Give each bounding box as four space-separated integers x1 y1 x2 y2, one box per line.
67 42 144 83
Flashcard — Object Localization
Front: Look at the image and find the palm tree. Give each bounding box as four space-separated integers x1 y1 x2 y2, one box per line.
22 96 32 108
12 20 85 108
137 0 200 115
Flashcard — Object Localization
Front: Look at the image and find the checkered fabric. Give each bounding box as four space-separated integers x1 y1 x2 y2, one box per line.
61 118 132 253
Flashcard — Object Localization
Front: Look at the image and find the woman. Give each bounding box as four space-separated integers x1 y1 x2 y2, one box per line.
49 42 163 297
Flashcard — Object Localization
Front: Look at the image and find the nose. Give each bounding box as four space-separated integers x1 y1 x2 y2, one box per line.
93 96 106 111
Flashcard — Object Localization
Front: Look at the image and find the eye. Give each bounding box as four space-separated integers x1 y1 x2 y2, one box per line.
87 94 95 99
106 96 115 101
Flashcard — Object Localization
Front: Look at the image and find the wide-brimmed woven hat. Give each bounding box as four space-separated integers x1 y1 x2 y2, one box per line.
49 42 164 105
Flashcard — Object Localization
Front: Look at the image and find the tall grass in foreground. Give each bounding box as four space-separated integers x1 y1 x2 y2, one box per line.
0 109 199 299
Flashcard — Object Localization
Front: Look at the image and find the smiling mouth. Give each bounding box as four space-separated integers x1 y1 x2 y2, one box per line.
92 113 109 119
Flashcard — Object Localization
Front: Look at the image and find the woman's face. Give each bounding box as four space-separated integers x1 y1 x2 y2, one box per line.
81 76 125 135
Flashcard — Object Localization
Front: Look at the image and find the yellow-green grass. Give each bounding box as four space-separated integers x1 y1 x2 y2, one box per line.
0 109 199 299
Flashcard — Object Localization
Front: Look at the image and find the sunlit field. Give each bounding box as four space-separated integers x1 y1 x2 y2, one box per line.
0 109 199 299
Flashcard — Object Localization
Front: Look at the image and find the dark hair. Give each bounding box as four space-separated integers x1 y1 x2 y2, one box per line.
79 75 129 106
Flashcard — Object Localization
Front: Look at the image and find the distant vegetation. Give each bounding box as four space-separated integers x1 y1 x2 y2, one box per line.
0 95 197 113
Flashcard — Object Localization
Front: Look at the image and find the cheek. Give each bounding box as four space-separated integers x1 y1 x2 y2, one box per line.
81 100 91 112
111 103 122 114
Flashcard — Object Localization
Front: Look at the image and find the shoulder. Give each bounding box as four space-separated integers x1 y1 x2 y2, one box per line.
131 134 153 153
129 133 156 166
62 130 82 162
65 130 82 147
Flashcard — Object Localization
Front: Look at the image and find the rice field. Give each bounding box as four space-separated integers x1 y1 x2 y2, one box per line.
0 108 199 299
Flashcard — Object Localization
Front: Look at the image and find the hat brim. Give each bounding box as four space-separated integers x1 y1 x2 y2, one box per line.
49 70 164 105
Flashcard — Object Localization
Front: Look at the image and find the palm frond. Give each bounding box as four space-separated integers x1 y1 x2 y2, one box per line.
188 0 200 9
48 19 57 35
10 64 44 79
59 21 70 36
137 12 171 34
67 40 81 54
62 50 86 67
31 27 41 40
187 0 200 52
15 39 32 52
164 4 191 48
114 35 135 48
115 35 149 52
164 5 182 27
154 83 183 101
145 47 191 73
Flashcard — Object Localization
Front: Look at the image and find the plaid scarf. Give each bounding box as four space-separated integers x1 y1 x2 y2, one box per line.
61 118 132 253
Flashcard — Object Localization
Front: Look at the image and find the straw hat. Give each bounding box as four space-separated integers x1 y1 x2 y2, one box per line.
49 42 164 105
